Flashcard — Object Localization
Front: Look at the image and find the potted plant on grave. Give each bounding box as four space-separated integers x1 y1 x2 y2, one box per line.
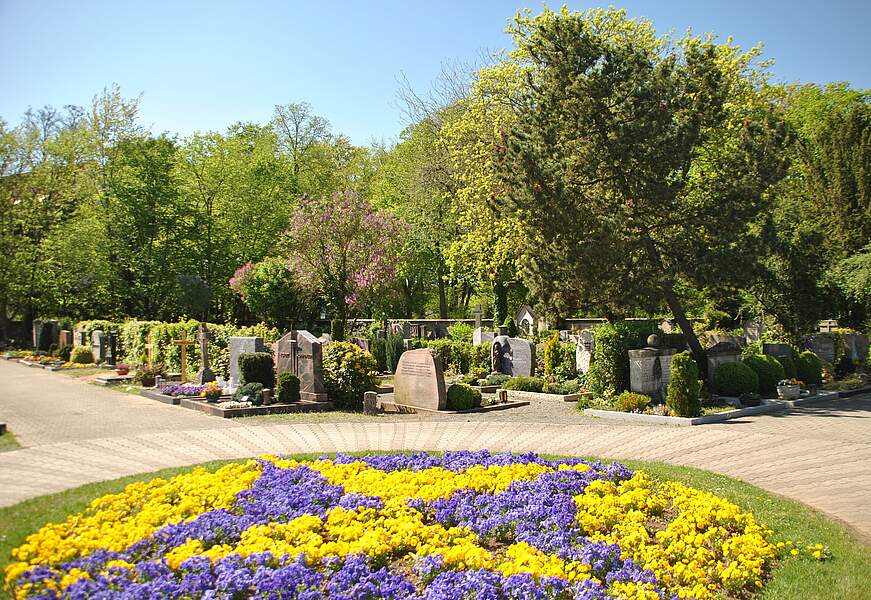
115 363 130 376
777 378 802 400
199 381 224 403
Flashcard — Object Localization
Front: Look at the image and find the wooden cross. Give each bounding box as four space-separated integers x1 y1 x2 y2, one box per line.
472 303 485 329
173 330 196 383
144 332 154 367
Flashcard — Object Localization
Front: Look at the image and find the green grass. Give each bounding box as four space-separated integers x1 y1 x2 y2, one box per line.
0 431 19 453
57 367 107 378
1 454 869 599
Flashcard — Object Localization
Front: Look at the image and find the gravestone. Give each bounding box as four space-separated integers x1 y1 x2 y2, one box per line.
59 330 73 348
229 336 267 388
105 331 118 366
472 304 484 329
843 333 869 363
91 330 106 363
704 333 745 349
350 337 370 352
193 324 216 384
318 333 332 344
390 322 410 338
706 341 742 386
804 335 836 364
491 336 535 377
32 320 59 351
515 305 538 336
575 329 594 374
742 320 765 342
393 348 446 411
762 343 792 360
75 329 88 347
275 330 327 402
409 324 421 339
473 327 494 346
628 336 678 400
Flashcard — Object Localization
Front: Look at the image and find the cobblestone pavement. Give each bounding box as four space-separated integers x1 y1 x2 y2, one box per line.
2 359 870 541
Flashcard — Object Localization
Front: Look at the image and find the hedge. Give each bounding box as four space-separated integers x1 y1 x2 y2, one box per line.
742 354 786 397
712 361 759 396
446 382 482 411
239 352 275 390
588 320 660 396
667 351 701 417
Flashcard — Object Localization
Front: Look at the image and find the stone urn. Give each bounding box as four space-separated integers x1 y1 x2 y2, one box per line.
777 383 800 400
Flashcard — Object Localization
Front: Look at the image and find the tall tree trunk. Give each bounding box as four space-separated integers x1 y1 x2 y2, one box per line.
641 235 707 376
435 250 448 319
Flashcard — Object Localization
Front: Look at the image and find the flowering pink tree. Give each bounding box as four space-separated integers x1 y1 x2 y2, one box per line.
284 190 405 328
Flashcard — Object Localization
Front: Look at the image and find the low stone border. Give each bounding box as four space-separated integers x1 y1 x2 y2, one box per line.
471 385 499 394
584 391 840 426
836 385 871 399
501 389 591 403
178 398 334 418
378 399 530 415
139 389 182 405
94 374 135 386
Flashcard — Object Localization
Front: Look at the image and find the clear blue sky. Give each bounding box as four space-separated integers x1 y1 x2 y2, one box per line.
2 0 868 145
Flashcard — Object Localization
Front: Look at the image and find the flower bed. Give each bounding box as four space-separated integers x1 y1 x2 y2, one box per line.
4 451 824 599
158 383 211 397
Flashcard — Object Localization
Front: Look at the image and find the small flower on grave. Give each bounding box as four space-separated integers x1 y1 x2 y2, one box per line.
199 382 224 401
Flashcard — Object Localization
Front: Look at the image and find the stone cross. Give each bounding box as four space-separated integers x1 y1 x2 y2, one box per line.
193 324 216 384
144 332 154 367
472 303 484 329
173 330 196 383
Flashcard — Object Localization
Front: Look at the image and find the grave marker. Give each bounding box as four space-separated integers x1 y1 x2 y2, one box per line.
91 330 106 363
173 330 196 384
491 336 536 377
393 348 446 411
229 336 267 388
193 324 216 384
275 330 327 402
575 329 594 374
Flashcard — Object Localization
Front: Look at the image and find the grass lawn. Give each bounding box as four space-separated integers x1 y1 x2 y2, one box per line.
0 431 20 453
57 367 107 378
1 454 868 599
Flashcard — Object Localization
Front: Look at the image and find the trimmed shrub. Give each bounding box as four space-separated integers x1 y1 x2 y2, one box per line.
485 373 510 386
323 341 378 410
239 352 275 390
502 376 545 392
134 363 166 387
503 315 517 337
543 333 560 377
47 343 59 357
742 354 785 396
667 351 701 417
713 362 759 396
70 345 94 364
588 320 659 396
613 391 651 413
796 351 823 386
276 372 301 404
776 354 797 379
330 319 345 342
58 345 72 362
446 383 482 411
543 379 581 395
385 331 405 373
447 322 474 343
233 382 264 406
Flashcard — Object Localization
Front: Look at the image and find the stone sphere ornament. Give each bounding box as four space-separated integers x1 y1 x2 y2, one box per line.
647 334 661 348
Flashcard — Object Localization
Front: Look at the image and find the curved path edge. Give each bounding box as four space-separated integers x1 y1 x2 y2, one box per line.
2 420 870 544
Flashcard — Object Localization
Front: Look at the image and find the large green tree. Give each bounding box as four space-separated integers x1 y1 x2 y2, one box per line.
493 7 789 368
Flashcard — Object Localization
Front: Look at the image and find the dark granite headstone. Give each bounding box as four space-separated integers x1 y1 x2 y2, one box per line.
105 331 118 366
32 320 59 351
491 336 535 377
842 333 869 363
762 343 792 360
394 348 446 411
803 335 836 364
193 324 216 384
229 336 267 388
275 330 327 402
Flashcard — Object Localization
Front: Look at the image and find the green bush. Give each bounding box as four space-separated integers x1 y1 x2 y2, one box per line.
742 354 785 396
369 337 387 372
330 319 345 342
796 351 823 385
543 379 581 395
667 351 701 417
502 376 545 392
503 315 518 337
543 333 561 376
233 382 264 406
70 345 94 364
385 331 405 373
323 341 379 410
447 322 474 343
134 363 166 387
58 345 72 362
485 373 510 386
776 354 797 379
613 391 651 413
276 372 301 404
712 361 759 396
238 352 275 390
588 321 659 396
446 382 482 411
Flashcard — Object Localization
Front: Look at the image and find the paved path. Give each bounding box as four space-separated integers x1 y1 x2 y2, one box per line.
2 360 870 542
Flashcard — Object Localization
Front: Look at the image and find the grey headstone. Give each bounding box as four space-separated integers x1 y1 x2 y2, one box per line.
762 343 792 360
629 347 678 401
193 324 216 384
229 336 267 388
707 343 742 386
393 348 446 411
473 327 495 346
105 331 118 366
742 320 765 342
843 333 869 363
91 330 106 363
491 336 535 377
575 329 594 374
32 320 59 351
275 330 327 402
803 335 836 364
704 333 746 349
